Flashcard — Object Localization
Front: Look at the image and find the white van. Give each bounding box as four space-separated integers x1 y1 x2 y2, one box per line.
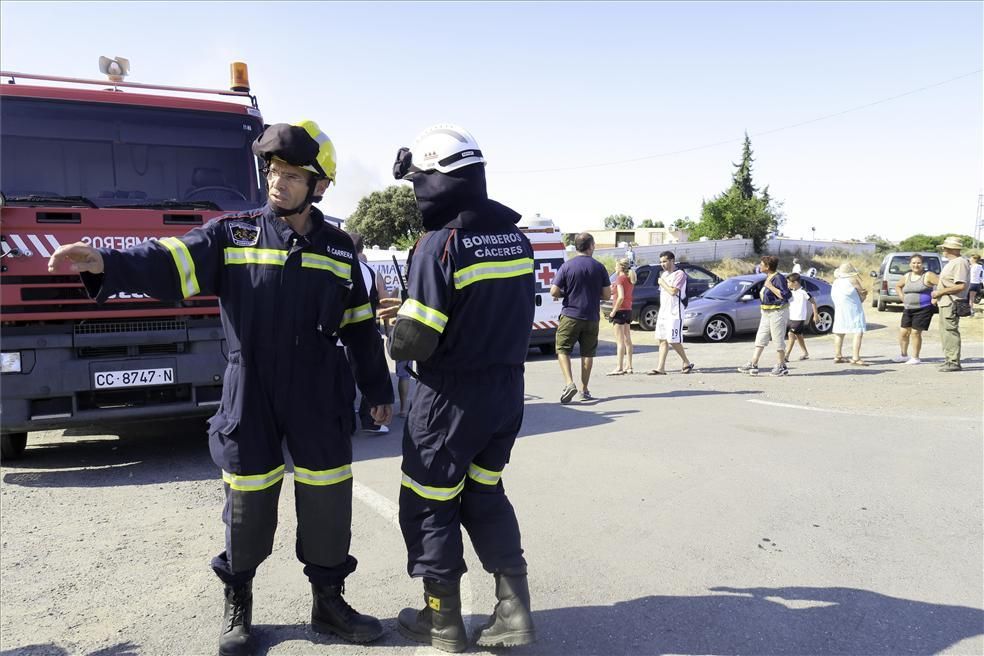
362 217 567 355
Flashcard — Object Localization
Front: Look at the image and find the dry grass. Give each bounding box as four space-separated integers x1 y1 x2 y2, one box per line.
699 251 885 292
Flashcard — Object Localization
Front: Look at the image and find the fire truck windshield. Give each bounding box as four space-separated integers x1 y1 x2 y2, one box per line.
1 97 265 211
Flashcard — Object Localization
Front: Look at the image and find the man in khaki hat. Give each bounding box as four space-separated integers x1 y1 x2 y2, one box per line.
931 236 969 371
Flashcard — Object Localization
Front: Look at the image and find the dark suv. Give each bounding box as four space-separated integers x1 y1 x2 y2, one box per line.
601 263 722 330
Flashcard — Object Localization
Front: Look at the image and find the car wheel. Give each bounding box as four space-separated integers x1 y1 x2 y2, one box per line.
877 298 886 312
871 294 878 308
538 343 556 355
639 305 659 331
0 433 28 460
812 307 834 334
703 315 733 342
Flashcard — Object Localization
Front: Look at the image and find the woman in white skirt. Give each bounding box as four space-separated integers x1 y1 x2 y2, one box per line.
831 262 869 365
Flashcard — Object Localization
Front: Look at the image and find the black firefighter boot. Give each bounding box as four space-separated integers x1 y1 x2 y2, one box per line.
218 581 253 656
311 583 384 643
474 570 536 648
397 579 468 653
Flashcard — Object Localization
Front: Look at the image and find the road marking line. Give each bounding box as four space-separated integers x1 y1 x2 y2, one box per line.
747 399 977 422
352 480 474 648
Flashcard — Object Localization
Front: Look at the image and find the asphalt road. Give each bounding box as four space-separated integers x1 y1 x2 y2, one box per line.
1 319 982 655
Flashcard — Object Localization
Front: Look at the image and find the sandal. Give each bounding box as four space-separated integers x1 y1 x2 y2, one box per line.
624 368 634 374
849 359 869 366
834 357 848 364
606 369 626 376
646 369 667 376
681 363 695 374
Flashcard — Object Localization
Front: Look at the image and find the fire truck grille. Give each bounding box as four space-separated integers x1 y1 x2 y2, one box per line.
75 319 187 335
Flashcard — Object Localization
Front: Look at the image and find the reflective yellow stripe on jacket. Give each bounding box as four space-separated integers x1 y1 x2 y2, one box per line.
301 253 351 281
401 472 465 501
223 247 288 266
160 237 201 298
398 298 449 334
453 257 533 290
222 465 285 492
340 303 373 328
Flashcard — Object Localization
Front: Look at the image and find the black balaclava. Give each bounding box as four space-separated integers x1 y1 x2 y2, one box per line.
411 165 489 230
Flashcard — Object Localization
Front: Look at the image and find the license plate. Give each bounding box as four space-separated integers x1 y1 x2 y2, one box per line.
93 368 174 389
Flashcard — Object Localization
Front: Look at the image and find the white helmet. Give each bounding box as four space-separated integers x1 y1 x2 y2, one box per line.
409 124 485 175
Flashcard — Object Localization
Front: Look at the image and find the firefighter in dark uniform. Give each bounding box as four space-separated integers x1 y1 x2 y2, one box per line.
382 124 537 652
48 121 393 656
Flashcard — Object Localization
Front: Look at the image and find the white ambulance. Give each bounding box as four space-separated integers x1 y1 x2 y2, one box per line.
519 214 567 354
362 215 567 355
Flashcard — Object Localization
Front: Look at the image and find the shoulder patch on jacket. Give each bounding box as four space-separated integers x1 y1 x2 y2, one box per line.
229 222 261 246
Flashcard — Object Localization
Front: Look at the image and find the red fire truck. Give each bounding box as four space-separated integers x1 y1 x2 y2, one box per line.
0 60 266 459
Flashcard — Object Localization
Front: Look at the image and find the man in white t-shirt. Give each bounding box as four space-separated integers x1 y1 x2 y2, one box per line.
784 273 819 360
791 258 802 274
647 251 694 375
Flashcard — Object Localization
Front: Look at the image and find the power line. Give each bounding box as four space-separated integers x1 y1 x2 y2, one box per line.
493 69 983 175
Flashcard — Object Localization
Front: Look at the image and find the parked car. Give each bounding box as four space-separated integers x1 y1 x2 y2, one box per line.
601 263 723 330
681 274 834 342
869 251 942 311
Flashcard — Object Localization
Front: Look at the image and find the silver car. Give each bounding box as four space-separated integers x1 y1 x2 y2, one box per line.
681 274 835 342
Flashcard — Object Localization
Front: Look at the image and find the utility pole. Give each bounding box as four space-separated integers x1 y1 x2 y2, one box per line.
975 193 983 249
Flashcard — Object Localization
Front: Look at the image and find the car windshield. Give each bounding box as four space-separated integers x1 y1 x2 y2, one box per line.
888 256 941 275
704 278 757 299
1 96 265 211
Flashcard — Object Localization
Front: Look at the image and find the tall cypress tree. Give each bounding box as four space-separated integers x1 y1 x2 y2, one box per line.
731 132 756 200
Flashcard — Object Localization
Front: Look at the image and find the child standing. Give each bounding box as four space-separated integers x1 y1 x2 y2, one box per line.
784 273 819 361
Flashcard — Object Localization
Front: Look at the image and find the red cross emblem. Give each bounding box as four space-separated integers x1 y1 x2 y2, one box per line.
536 263 556 287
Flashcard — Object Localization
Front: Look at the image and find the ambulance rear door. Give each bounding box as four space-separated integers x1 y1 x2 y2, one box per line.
520 218 566 354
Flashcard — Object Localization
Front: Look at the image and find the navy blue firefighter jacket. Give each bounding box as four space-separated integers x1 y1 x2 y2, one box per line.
80 204 393 432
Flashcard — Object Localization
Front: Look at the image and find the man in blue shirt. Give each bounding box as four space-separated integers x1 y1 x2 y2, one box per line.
550 233 612 403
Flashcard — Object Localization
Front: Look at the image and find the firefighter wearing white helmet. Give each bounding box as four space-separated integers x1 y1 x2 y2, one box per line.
48 120 393 655
384 124 537 651
400 123 486 176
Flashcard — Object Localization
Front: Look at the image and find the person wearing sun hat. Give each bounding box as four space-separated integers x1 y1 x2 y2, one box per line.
932 236 970 372
830 261 869 365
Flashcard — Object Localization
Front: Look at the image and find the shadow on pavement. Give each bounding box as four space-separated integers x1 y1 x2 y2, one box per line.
519 586 983 655
1 417 216 488
0 642 139 656
800 369 889 377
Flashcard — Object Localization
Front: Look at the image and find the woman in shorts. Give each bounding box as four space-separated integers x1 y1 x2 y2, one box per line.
607 257 637 375
892 254 939 365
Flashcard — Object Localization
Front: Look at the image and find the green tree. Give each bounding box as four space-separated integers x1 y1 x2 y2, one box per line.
732 132 756 200
691 135 784 252
603 214 634 229
345 185 423 248
671 217 697 232
695 187 783 253
864 234 896 254
639 219 655 228
898 233 974 252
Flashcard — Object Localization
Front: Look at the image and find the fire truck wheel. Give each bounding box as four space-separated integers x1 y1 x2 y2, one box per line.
1 433 28 460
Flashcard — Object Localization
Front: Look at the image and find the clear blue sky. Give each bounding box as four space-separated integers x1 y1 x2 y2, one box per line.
2 1 981 242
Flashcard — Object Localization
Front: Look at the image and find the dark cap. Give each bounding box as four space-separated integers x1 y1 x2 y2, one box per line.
252 123 325 177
